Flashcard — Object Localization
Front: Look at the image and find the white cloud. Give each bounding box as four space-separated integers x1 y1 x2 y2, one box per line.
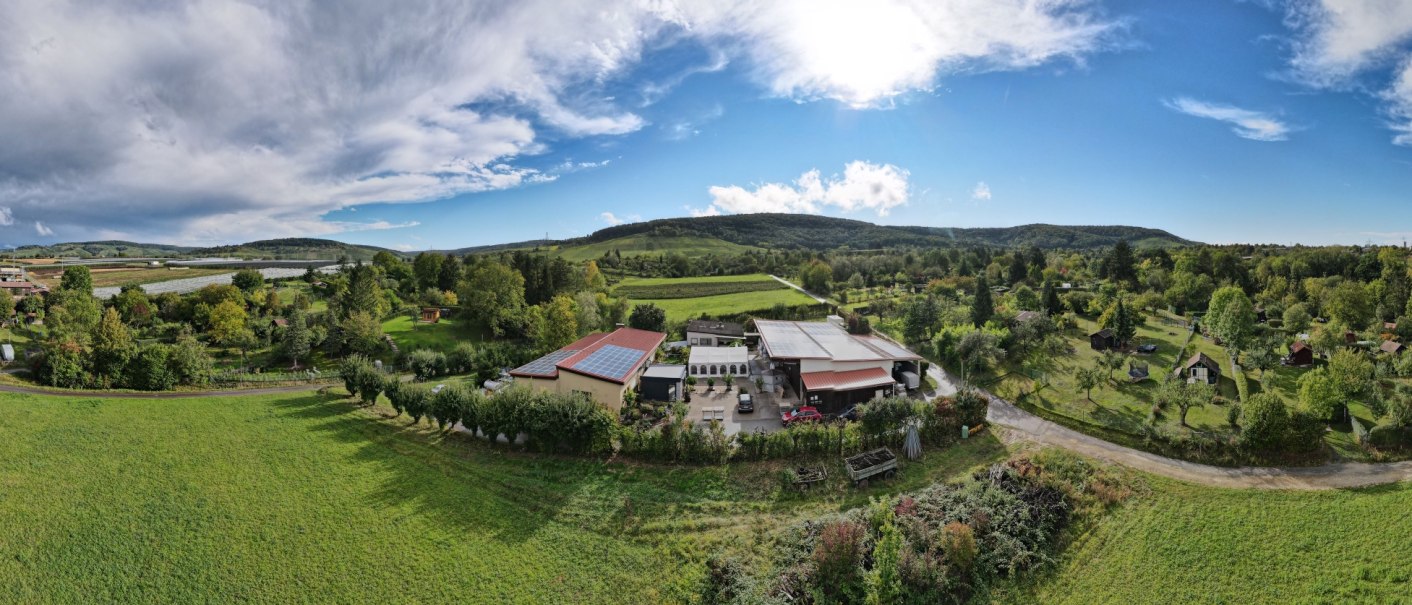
971 181 992 201
391 243 417 252
0 0 1117 243
699 161 910 217
600 212 641 226
34 222 53 237
1283 1 1412 144
0 207 12 227
676 0 1119 108
1165 97 1293 141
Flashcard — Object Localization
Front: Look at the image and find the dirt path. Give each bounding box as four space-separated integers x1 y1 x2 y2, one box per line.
0 382 329 399
768 274 829 304
986 396 1412 490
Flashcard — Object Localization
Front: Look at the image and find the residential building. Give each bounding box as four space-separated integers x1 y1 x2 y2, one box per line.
509 327 666 411
686 320 745 347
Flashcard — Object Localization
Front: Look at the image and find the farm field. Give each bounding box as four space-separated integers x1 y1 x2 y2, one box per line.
91 267 312 298
31 266 229 289
612 274 818 322
0 390 1008 603
554 234 759 262
1005 476 1412 604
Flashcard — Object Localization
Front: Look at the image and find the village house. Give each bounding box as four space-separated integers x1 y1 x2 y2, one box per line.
509 327 665 412
685 319 745 347
1176 353 1221 385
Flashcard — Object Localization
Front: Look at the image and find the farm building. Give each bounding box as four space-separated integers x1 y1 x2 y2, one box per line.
0 281 46 297
639 365 686 402
688 346 749 378
1381 340 1405 355
1285 341 1314 366
1089 329 1117 351
754 319 921 415
686 320 745 347
509 327 666 412
1176 353 1221 385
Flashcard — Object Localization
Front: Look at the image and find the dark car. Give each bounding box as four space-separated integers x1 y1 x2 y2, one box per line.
737 393 754 413
838 406 859 421
782 406 823 426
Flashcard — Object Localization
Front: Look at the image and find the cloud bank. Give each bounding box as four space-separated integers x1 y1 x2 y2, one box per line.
0 0 1118 243
695 161 910 217
1165 97 1293 141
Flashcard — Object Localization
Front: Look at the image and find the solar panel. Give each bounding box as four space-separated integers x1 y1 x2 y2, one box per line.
570 344 645 380
514 349 577 376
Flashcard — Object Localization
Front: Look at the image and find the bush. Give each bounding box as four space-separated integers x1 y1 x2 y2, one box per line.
128 344 175 391
407 349 447 381
447 342 477 374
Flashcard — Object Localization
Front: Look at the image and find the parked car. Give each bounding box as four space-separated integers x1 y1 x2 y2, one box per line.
838 405 859 421
737 393 754 413
781 405 823 426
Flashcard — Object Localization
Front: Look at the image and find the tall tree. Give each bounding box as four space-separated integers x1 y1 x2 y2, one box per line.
1206 286 1256 353
437 254 462 292
1041 281 1063 316
342 263 387 320
459 261 526 337
540 295 579 351
1102 241 1137 287
627 303 666 333
90 307 135 385
231 268 264 293
281 311 312 369
970 276 994 327
1112 298 1137 347
413 252 443 292
59 266 92 294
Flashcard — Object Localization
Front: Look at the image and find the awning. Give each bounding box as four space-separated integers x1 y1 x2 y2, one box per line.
800 367 895 392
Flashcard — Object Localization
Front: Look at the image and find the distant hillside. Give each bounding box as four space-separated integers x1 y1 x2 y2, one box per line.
12 240 194 259
191 238 397 261
554 234 759 261
541 214 1195 253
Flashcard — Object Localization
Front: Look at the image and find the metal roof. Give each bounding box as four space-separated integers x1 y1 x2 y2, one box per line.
642 365 687 380
800 367 895 392
688 346 748 365
511 327 665 384
755 320 920 362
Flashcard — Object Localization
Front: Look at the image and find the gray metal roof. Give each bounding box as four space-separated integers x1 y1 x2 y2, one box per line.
642 364 687 380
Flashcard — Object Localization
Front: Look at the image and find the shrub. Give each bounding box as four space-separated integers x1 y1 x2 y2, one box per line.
447 342 477 374
407 349 447 381
128 344 175 391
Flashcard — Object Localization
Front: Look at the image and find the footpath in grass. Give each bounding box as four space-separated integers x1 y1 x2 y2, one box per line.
1002 476 1412 604
0 390 1008 603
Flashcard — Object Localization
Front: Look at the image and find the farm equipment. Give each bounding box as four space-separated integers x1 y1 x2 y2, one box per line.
844 448 898 488
791 466 827 491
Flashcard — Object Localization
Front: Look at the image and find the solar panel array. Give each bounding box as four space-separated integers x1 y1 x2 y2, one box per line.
755 321 829 358
570 344 645 380
514 349 577 376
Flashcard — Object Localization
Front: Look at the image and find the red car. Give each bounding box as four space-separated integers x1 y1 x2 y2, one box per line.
781 406 824 426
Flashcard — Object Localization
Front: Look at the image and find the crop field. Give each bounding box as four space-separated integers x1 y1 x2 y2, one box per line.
1004 477 1412 604
613 274 819 322
554 234 758 261
0 390 1008 603
32 266 230 290
91 267 312 298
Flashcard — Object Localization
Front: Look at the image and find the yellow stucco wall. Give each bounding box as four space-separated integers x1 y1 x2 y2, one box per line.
515 371 642 413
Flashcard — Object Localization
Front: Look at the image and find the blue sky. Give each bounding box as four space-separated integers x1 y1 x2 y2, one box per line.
4 1 1412 248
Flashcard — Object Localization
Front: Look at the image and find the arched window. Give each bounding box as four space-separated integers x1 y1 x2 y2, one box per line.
690 365 699 375
729 364 738 375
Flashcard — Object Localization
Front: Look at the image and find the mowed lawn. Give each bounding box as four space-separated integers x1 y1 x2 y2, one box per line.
381 315 484 351
1006 477 1412 604
613 274 817 322
0 390 1009 603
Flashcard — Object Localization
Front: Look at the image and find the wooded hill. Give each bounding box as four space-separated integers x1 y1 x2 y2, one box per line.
13 238 396 261
450 214 1195 255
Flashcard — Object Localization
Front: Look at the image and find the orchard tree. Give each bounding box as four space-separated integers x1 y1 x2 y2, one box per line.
339 310 384 356
1282 304 1312 335
1297 368 1343 421
1075 366 1103 401
540 295 579 350
1241 393 1291 451
1098 350 1124 381
799 260 833 295
90 307 135 385
169 333 214 385
129 344 175 391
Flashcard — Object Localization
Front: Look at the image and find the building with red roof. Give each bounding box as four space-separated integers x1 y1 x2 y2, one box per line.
510 327 666 411
755 319 922 413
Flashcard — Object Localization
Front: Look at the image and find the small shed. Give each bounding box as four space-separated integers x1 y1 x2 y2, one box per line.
1254 307 1268 323
639 364 687 402
1176 352 1221 385
1381 340 1405 356
1285 341 1314 366
271 317 289 329
0 344 13 363
1345 330 1358 345
1014 310 1042 324
419 307 441 323
1089 328 1117 351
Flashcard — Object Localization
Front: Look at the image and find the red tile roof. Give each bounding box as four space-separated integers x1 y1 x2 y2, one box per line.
511 327 665 384
1290 341 1309 353
800 367 895 392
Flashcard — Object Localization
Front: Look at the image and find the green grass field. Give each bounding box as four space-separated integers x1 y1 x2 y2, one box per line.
0 390 1008 602
381 314 483 352
613 274 818 322
1004 477 1412 604
554 234 759 262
